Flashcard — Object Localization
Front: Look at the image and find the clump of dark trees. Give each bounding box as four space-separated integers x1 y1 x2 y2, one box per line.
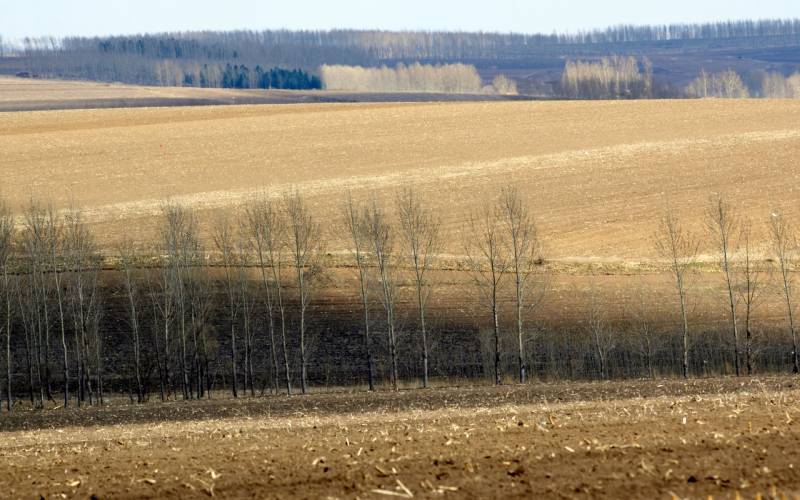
218 65 320 90
0 188 798 413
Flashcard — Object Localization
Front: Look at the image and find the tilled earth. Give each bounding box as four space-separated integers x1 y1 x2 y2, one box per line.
1 377 799 499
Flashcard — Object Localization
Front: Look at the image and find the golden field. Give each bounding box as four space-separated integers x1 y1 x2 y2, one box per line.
1 93 799 264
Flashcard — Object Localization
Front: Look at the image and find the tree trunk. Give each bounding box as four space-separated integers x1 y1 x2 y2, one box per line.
152 320 165 402
53 268 69 408
362 282 374 392
745 307 753 376
722 256 740 376
4 270 11 412
230 321 237 398
389 311 398 391
782 281 800 374
298 271 308 395
492 291 501 386
679 284 689 379
516 286 525 384
75 335 82 407
418 285 429 389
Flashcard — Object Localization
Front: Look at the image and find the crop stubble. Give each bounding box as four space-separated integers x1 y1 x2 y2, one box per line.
1 378 799 498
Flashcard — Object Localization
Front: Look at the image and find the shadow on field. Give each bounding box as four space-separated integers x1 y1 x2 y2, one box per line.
1 376 795 432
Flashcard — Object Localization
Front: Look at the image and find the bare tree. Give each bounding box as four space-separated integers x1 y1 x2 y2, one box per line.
631 280 656 379
396 187 440 388
245 196 290 395
147 241 175 401
285 191 323 395
321 62 483 93
21 201 59 406
465 203 510 385
343 192 375 391
587 282 613 379
769 211 800 373
0 202 14 412
499 186 544 384
234 237 257 396
15 253 39 406
706 195 742 376
47 207 71 407
738 221 766 375
85 272 104 405
686 69 749 98
655 207 698 378
213 213 240 398
365 196 400 390
160 202 199 399
119 238 144 403
65 208 102 405
186 252 212 399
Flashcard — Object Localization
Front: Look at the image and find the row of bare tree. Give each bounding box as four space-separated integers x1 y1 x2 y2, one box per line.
0 187 542 410
2 188 800 412
760 71 800 98
320 63 517 95
560 56 654 99
655 195 799 381
685 69 750 98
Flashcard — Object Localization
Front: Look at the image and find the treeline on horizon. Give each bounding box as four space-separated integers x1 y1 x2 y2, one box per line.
5 18 800 61
1 187 800 412
2 18 800 95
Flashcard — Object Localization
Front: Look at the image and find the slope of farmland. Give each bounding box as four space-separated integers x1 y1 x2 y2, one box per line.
2 378 800 499
1 98 799 262
0 76 524 112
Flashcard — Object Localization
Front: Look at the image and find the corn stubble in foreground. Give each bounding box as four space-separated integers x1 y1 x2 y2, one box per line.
1 378 799 498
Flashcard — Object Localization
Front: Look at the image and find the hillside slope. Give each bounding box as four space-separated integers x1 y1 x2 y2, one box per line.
1 98 798 262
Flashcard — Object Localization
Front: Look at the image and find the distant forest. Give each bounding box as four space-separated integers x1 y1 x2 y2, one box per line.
1 18 800 96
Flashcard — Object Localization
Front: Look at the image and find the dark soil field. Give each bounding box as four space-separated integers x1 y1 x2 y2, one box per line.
2 377 799 499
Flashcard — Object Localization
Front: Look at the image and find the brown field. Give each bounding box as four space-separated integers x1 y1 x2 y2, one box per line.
1 93 799 259
2 377 800 499
0 76 522 112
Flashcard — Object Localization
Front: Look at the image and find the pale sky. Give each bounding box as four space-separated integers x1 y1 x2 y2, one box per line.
1 0 798 39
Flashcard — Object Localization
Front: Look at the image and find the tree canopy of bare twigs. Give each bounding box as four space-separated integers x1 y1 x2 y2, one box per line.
245 195 290 395
118 237 144 403
738 220 767 375
0 202 14 412
397 187 440 388
364 196 400 390
655 206 698 379
706 194 742 376
212 213 240 398
465 201 510 385
285 190 324 395
770 211 800 374
499 186 545 384
343 192 376 391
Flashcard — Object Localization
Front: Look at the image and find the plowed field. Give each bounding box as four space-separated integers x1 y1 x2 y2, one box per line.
1 97 799 262
1 378 799 499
